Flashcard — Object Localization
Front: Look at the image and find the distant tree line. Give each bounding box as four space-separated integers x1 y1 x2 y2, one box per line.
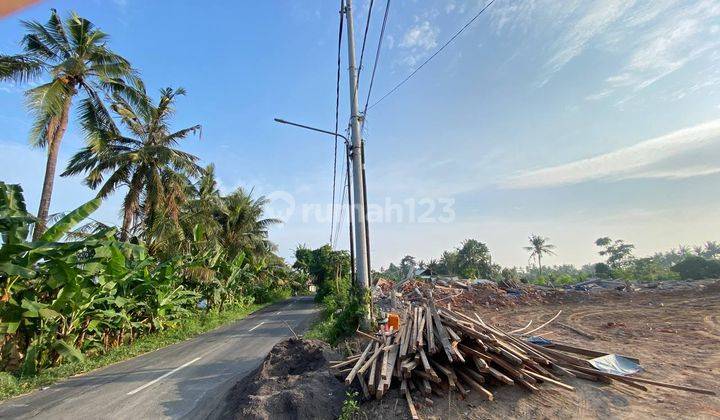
377 236 720 286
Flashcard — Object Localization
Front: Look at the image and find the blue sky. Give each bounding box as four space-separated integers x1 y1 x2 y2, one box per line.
1 0 720 269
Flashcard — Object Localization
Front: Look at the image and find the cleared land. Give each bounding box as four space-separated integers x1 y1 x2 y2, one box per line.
361 281 720 419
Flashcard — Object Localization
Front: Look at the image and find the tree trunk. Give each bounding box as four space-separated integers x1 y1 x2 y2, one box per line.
538 254 542 278
33 97 72 241
120 204 133 241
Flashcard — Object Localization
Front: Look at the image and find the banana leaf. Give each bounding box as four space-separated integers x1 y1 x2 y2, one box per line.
40 197 101 242
0 262 36 278
52 340 84 363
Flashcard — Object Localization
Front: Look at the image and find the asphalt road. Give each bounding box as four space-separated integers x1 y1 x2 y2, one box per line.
0 296 319 419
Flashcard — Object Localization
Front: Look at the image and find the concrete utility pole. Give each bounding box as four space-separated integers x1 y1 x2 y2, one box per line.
343 0 371 326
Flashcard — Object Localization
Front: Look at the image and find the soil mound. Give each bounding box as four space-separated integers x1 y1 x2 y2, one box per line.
215 338 345 420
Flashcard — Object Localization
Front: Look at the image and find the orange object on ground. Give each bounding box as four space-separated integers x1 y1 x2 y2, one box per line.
387 313 400 331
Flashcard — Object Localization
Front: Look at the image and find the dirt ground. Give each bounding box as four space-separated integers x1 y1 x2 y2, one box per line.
362 281 720 420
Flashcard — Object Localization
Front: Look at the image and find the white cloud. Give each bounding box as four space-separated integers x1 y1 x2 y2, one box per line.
609 12 719 92
400 21 438 51
585 1 720 101
398 20 439 67
585 89 612 101
490 0 582 35
493 0 720 98
622 165 720 180
541 0 634 85
501 119 720 189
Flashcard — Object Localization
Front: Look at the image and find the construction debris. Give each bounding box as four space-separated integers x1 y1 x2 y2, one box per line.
333 286 717 419
395 277 553 310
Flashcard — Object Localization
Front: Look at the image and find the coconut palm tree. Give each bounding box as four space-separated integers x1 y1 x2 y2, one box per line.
524 234 556 281
0 9 137 239
181 164 225 240
217 189 280 258
62 86 202 242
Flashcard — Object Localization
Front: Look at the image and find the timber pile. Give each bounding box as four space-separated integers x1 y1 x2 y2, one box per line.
330 290 716 419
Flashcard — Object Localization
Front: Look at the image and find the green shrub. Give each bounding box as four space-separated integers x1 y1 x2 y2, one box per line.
339 391 360 420
625 257 680 282
671 256 720 280
552 273 577 285
594 263 612 278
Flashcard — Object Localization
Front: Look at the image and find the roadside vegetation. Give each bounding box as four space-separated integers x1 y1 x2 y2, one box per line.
295 245 362 345
0 9 309 398
0 302 263 400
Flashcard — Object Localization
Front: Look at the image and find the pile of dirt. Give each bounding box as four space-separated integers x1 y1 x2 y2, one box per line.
215 338 345 420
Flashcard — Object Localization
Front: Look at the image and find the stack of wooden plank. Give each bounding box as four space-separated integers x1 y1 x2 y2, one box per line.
330 291 716 419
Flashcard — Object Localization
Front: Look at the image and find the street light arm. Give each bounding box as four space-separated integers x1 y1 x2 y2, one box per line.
274 118 350 144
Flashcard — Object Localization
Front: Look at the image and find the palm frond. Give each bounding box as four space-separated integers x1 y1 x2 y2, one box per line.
20 18 69 58
46 9 71 50
25 79 72 147
20 34 56 60
77 87 120 147
164 125 202 145
66 12 95 53
88 47 132 78
0 54 44 83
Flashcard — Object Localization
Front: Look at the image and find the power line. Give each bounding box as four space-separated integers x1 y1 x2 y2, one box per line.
362 0 391 117
356 0 375 90
330 1 344 246
368 0 496 110
333 154 349 249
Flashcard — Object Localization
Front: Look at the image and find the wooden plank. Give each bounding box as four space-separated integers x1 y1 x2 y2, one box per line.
416 307 426 348
345 341 373 385
329 355 361 369
356 329 384 344
385 338 401 389
473 356 490 372
368 350 379 393
456 370 494 400
487 353 529 382
458 343 492 362
454 376 469 399
488 366 515 385
548 342 640 364
452 344 466 363
414 370 442 384
378 337 391 387
422 378 432 396
570 365 715 395
428 292 456 362
417 348 440 381
358 371 370 398
522 368 574 391
426 306 437 354
429 359 456 381
404 383 420 420
446 326 462 342
409 307 418 353
400 314 413 359
463 366 487 384
359 342 381 374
